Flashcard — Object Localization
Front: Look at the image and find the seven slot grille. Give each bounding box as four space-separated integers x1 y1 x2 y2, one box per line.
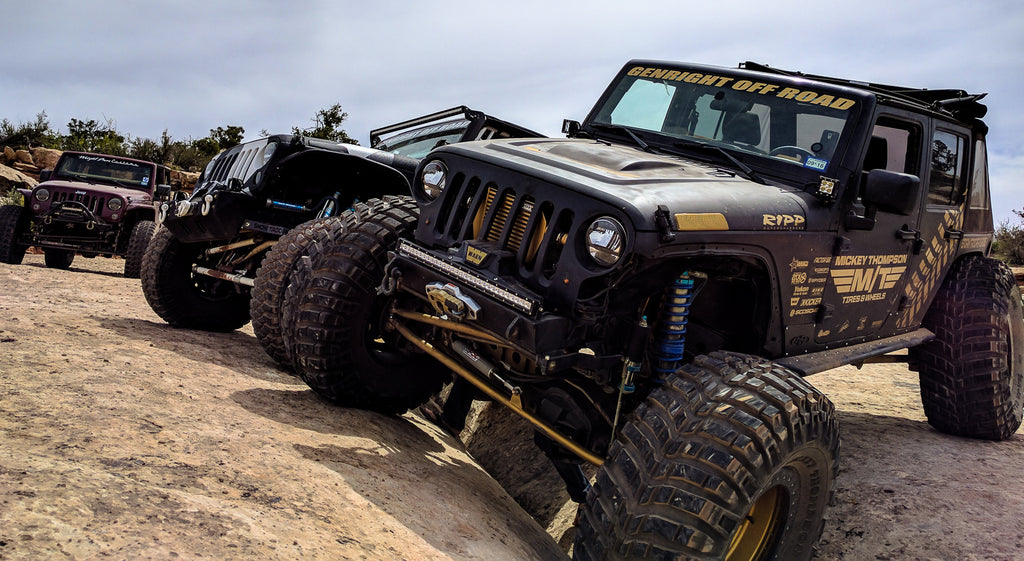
434 174 573 282
53 191 107 215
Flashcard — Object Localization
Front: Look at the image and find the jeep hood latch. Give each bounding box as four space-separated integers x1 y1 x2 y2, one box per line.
655 205 676 242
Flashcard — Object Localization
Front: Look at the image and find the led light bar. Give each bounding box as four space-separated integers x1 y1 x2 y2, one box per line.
399 240 537 315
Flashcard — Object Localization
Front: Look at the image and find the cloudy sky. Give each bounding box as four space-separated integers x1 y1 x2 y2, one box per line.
2 0 1022 223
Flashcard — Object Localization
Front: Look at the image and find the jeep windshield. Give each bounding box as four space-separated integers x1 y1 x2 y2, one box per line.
55 153 154 190
372 118 470 159
584 63 865 176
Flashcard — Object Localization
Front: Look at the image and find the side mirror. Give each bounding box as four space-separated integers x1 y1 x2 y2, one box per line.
39 169 53 182
155 184 172 200
562 119 581 137
863 169 921 215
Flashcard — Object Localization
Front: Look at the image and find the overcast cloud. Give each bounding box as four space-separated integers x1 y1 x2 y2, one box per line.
2 0 1022 223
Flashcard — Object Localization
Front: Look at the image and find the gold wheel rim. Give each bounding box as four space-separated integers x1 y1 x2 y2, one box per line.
725 486 786 561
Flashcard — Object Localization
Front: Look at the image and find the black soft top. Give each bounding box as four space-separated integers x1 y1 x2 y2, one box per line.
739 61 988 125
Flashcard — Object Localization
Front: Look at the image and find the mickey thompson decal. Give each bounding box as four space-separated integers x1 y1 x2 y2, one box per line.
831 265 907 303
829 254 907 304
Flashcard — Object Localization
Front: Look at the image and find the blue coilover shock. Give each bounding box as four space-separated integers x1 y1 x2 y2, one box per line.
653 273 696 379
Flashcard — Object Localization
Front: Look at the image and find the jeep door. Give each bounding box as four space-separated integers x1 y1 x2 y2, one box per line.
813 111 926 345
891 119 973 330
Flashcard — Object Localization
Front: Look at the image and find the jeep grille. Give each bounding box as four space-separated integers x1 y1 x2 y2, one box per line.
203 140 270 185
53 191 106 215
434 173 572 284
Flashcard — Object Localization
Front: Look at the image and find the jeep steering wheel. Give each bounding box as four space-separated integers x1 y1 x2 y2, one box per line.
769 145 816 162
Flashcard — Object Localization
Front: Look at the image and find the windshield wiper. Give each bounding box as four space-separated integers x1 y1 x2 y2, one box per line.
672 139 766 185
589 123 656 153
107 178 132 189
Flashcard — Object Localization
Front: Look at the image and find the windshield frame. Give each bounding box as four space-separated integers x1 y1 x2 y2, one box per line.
580 61 874 183
372 118 472 159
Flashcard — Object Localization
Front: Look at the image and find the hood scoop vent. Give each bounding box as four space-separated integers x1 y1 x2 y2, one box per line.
545 143 681 173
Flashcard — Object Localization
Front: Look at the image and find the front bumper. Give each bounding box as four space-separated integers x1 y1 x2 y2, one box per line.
25 204 120 253
391 239 564 355
389 239 622 373
157 191 256 242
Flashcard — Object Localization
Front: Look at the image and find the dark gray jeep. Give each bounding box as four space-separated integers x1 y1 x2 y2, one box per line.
140 107 540 368
286 61 1020 560
0 151 173 277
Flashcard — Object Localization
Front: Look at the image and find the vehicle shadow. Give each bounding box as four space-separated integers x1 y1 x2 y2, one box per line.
95 315 303 384
19 259 127 279
231 387 569 561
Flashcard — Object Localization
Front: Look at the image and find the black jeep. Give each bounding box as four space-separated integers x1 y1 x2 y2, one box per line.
0 151 173 277
286 61 1021 560
140 107 540 367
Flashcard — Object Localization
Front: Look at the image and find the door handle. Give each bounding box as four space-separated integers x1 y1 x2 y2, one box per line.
896 226 924 254
896 226 919 241
944 228 964 241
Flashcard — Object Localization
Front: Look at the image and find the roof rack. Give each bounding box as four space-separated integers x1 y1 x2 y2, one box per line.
739 61 987 123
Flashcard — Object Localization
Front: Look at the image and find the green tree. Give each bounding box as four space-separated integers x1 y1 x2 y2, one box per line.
292 103 358 144
62 117 126 155
0 111 60 148
126 136 161 162
209 125 245 150
993 209 1024 265
193 136 220 158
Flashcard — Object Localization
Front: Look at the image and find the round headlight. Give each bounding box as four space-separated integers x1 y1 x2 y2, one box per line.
585 217 626 266
35 188 50 202
420 160 447 200
107 198 124 211
261 142 277 166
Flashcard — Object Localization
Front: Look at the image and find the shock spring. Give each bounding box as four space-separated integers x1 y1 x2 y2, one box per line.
653 273 696 378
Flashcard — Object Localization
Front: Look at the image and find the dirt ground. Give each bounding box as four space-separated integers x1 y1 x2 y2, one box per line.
1 253 1022 561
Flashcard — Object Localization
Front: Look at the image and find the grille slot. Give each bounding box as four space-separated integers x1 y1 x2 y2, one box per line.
471 184 498 239
484 189 515 242
506 198 533 252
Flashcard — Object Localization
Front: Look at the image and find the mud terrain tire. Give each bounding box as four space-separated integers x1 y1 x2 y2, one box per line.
250 199 391 368
43 248 75 270
0 204 28 265
573 351 839 561
289 197 448 414
279 253 314 374
141 227 251 332
123 219 156 278
912 255 1024 440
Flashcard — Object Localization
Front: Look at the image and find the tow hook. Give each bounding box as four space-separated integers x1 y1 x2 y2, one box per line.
201 194 214 216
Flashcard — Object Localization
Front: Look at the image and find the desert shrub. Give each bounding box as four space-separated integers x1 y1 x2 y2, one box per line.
993 209 1024 265
1 187 24 207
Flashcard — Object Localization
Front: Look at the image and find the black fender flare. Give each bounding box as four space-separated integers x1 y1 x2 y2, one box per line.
265 149 416 202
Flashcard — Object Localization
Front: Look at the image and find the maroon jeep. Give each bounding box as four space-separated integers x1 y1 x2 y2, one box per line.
0 151 173 277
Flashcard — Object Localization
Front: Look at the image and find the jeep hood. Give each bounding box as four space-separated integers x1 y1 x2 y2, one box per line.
38 179 152 200
442 138 809 231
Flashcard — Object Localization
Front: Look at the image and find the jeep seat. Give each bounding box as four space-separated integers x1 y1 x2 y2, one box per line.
723 112 761 146
864 135 888 171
